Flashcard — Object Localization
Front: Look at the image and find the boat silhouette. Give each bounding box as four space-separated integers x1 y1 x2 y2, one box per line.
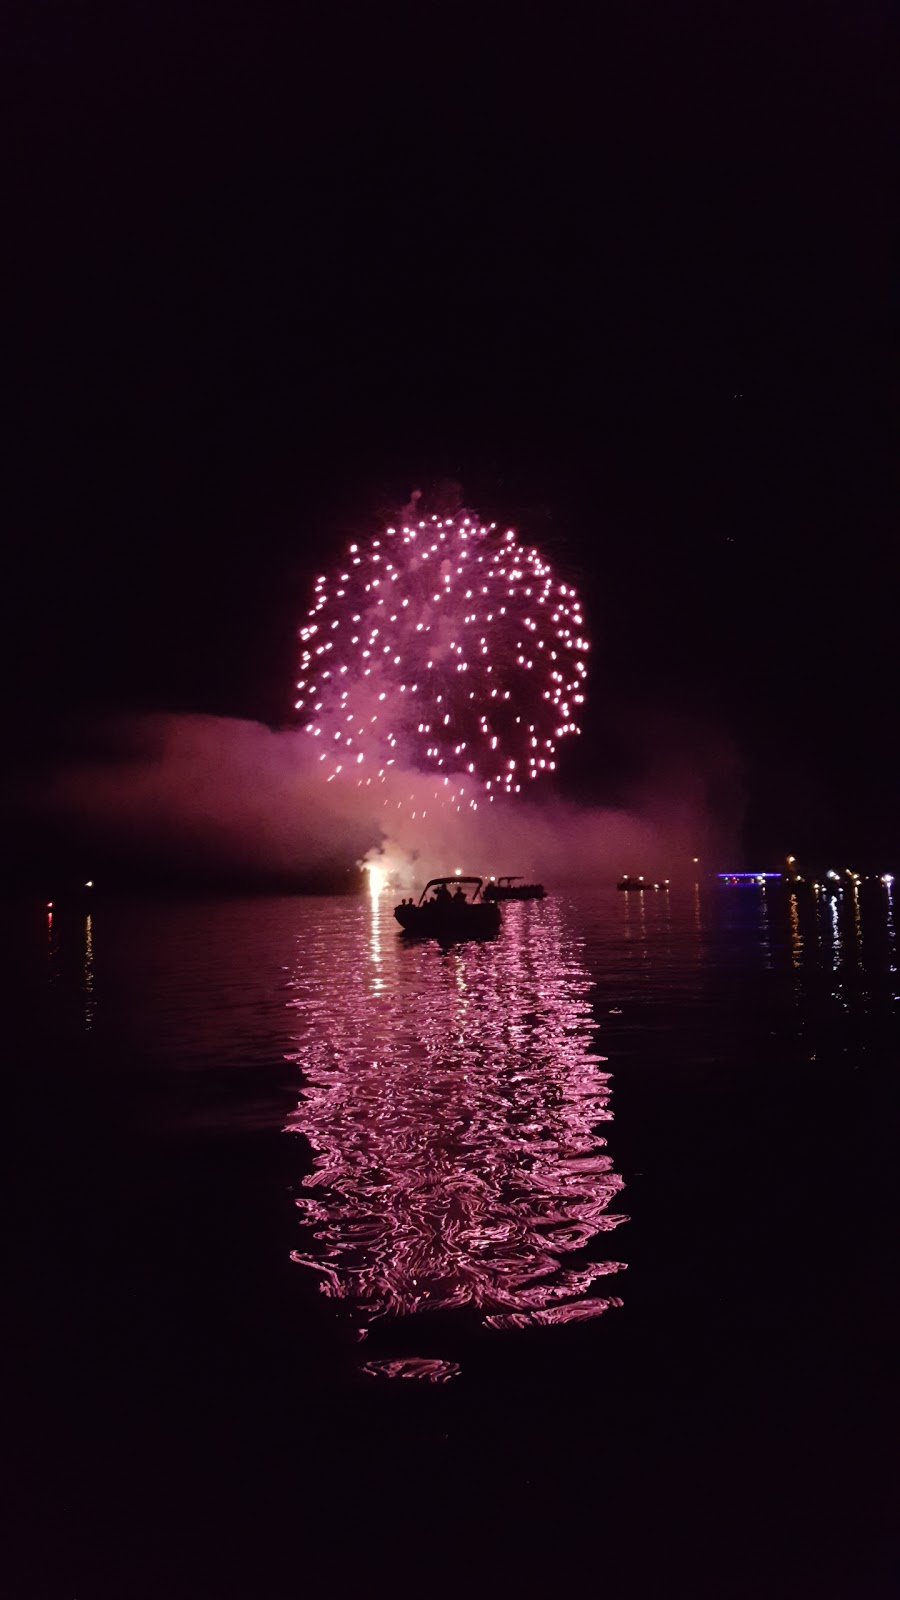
484 875 546 902
394 877 501 940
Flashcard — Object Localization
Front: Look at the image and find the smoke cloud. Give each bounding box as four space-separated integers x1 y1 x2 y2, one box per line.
31 711 741 890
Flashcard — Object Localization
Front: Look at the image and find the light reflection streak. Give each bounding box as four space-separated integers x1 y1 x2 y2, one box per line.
827 890 841 983
850 883 867 1003
776 879 898 1031
759 883 772 968
788 892 801 970
886 882 897 993
84 913 95 1030
47 903 60 982
285 900 626 1374
367 888 384 993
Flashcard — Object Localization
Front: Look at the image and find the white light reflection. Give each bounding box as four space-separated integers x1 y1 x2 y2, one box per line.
828 889 841 970
886 878 897 991
364 863 386 899
367 876 384 992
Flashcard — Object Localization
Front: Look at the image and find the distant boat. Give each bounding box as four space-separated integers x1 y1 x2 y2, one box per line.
394 877 501 940
617 876 670 892
484 875 546 902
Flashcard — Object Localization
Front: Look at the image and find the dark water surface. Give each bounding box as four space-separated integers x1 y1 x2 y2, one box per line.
7 885 899 1596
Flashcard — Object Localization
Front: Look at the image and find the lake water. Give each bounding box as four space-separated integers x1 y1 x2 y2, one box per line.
7 884 898 1597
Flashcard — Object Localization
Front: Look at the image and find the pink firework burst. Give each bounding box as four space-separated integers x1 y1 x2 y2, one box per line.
296 513 588 811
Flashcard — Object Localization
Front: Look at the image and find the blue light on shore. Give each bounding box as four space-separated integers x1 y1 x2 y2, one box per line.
718 872 782 881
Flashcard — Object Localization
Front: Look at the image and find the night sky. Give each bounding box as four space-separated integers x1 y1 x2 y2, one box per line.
4 7 895 868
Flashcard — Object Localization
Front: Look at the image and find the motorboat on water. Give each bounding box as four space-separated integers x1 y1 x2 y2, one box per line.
483 875 546 902
617 875 670 892
394 877 501 939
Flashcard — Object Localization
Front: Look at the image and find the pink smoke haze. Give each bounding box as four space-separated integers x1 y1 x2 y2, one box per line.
34 709 738 887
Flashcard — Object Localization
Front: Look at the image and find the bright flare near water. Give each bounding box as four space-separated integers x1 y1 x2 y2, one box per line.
296 513 588 813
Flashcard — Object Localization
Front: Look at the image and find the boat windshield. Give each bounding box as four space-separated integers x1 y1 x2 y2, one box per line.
417 877 484 906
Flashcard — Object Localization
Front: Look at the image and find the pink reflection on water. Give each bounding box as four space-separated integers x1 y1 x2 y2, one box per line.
284 899 626 1374
361 1357 462 1383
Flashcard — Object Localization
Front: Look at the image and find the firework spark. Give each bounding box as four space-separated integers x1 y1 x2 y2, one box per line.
296 514 588 812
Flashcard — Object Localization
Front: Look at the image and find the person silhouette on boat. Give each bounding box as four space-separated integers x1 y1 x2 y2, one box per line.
452 884 467 904
433 882 452 905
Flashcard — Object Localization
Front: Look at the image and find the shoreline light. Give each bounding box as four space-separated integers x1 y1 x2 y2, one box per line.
718 872 782 881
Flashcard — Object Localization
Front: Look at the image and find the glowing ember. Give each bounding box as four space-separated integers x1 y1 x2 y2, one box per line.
296 513 588 811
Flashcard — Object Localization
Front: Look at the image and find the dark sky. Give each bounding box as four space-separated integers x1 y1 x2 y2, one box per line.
3 5 895 862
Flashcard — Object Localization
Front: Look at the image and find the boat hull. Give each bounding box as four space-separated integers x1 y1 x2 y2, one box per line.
394 902 501 939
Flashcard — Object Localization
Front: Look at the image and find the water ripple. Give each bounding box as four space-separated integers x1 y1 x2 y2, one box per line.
285 899 627 1375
